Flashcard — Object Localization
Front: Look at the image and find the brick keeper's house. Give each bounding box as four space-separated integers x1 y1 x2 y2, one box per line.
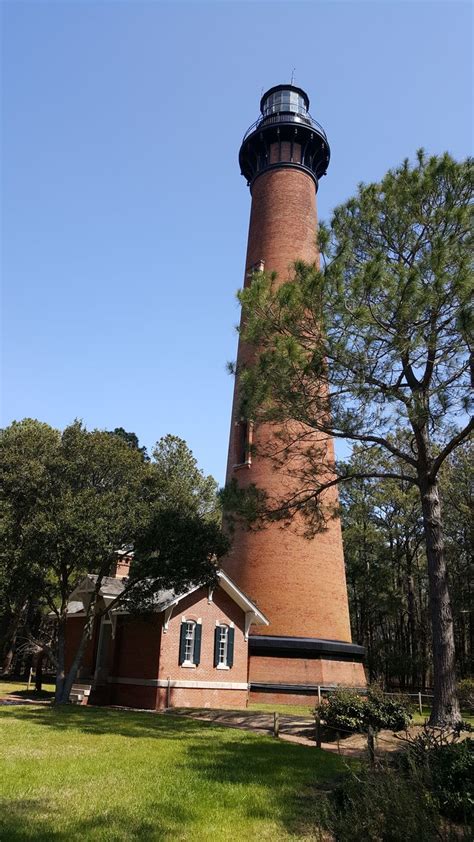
65 561 268 710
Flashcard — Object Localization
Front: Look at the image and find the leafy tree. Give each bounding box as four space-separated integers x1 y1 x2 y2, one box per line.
340 439 472 692
226 152 473 725
0 420 60 675
439 438 473 677
0 420 227 703
151 434 220 522
107 427 149 460
341 446 430 689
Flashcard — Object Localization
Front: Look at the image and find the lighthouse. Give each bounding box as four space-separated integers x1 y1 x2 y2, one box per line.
223 85 366 702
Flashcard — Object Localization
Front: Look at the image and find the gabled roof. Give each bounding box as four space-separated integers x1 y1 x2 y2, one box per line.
67 570 269 626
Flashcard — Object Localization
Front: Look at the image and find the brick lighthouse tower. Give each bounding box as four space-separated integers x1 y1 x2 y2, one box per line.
223 84 365 703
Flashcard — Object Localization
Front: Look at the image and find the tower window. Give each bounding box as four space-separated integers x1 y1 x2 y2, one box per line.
245 259 265 286
234 419 253 467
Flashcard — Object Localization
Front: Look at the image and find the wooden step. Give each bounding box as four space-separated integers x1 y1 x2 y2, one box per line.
69 692 84 704
69 683 92 705
71 684 91 696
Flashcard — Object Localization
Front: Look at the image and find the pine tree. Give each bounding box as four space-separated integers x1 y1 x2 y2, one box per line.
229 152 473 725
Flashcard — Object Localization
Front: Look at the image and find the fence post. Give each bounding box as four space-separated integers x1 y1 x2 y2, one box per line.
367 726 375 767
273 711 279 738
418 691 423 716
314 711 322 749
317 685 321 706
27 667 33 691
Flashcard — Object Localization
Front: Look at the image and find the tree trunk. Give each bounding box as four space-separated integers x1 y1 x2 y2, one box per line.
419 477 461 725
35 651 44 692
1 600 28 675
55 617 66 703
58 612 96 704
406 562 418 690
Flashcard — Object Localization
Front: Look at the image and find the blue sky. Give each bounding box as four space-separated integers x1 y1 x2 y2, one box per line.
2 0 472 484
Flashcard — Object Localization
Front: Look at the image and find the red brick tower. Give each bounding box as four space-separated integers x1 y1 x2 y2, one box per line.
223 85 365 702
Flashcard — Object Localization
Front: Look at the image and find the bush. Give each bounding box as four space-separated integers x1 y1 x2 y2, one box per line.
458 678 474 712
401 730 474 823
319 688 367 733
430 740 474 822
365 687 412 731
320 687 411 734
317 761 456 842
314 725 473 839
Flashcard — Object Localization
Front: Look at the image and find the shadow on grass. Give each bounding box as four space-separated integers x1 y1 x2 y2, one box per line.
6 689 54 700
0 797 191 841
0 704 218 741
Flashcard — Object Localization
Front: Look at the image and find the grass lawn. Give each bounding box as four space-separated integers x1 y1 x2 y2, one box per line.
411 704 474 726
0 704 347 841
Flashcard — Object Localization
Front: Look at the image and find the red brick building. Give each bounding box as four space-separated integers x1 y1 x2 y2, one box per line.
65 570 268 710
65 83 365 710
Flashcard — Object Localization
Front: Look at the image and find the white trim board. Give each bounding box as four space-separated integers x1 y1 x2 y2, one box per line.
107 677 248 690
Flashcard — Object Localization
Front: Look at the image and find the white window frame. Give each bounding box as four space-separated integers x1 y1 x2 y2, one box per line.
183 620 196 667
216 623 230 670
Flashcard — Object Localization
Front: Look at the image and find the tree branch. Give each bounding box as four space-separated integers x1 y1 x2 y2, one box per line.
429 416 474 480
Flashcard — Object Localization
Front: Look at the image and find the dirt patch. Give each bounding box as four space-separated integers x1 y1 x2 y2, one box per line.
166 709 470 758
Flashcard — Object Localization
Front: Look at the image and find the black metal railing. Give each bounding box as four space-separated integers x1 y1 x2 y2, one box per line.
242 110 328 145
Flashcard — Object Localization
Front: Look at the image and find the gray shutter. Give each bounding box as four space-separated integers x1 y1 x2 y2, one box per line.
214 626 220 667
193 623 202 666
227 627 235 668
179 622 187 665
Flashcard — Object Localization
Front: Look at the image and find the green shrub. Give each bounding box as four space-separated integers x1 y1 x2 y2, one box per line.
365 687 412 731
398 727 474 823
430 740 474 822
458 678 474 712
317 761 455 842
319 688 367 733
320 687 411 734
404 736 474 823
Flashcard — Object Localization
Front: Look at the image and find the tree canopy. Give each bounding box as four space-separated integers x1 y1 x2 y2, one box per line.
340 438 473 689
0 420 227 702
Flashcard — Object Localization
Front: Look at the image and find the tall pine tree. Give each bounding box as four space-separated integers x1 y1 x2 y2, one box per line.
227 152 473 725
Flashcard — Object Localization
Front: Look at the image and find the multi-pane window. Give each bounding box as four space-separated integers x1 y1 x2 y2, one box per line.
214 623 234 668
217 625 229 666
184 621 196 663
179 619 202 667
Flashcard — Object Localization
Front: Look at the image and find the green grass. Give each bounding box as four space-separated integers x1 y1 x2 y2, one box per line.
0 679 55 699
411 704 474 726
0 704 347 841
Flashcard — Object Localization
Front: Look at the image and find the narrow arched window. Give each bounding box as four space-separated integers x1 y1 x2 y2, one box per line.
184 621 196 663
214 624 235 668
179 620 202 666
